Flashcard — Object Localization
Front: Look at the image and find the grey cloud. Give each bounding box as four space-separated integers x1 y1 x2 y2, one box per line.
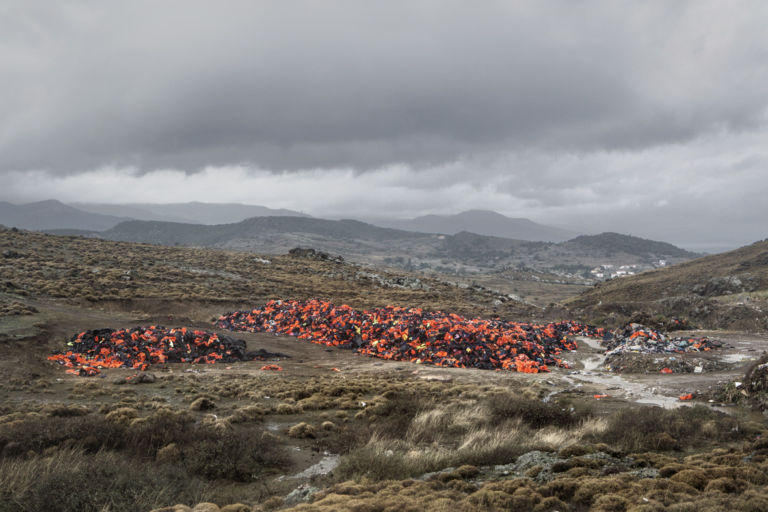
2 1 767 174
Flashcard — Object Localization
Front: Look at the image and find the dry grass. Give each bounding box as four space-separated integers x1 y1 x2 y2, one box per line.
0 227 535 319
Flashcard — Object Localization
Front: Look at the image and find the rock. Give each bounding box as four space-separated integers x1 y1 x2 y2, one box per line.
284 484 320 506
288 247 343 263
133 373 157 384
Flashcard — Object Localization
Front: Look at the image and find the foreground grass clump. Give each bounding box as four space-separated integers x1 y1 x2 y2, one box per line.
267 466 768 512
334 386 762 485
592 405 755 453
0 448 208 512
336 391 603 481
0 405 290 512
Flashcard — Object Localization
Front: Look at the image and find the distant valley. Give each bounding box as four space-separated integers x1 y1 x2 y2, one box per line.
94 216 698 278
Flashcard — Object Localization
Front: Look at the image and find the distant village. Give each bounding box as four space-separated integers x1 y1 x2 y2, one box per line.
590 260 667 280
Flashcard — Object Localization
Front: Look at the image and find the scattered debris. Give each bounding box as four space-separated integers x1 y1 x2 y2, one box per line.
599 323 723 373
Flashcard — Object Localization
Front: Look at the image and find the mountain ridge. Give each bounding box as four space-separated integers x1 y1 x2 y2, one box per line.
367 209 577 242
0 200 130 231
99 216 697 276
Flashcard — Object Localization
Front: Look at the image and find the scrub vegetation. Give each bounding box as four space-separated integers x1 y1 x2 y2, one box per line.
2 227 768 511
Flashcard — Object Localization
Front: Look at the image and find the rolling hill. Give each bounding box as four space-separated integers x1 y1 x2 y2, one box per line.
568 239 768 330
368 209 576 242
0 200 129 231
98 217 697 277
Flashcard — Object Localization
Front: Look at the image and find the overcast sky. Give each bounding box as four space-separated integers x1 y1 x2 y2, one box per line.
1 1 766 250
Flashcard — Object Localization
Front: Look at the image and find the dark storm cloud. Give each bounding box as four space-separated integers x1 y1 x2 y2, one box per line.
2 0 766 174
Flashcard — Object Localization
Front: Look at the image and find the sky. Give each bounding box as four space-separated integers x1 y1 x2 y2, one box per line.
1 1 767 251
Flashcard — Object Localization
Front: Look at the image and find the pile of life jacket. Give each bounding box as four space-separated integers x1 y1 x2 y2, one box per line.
48 326 283 375
215 299 607 373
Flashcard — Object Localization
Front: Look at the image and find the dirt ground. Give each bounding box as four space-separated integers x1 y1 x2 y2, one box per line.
4 294 766 434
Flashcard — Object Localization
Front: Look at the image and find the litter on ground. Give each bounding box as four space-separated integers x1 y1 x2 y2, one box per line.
603 323 723 358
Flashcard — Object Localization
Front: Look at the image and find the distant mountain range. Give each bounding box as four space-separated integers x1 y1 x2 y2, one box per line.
1 200 575 245
72 201 310 225
0 200 130 231
0 200 310 231
367 210 576 242
93 216 699 276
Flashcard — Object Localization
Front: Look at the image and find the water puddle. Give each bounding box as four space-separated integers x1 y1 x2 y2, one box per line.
564 337 686 409
722 353 758 363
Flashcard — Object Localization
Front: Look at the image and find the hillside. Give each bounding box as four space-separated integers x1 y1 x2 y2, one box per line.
568 239 768 330
0 226 531 320
99 217 696 277
369 209 576 242
563 232 697 259
0 200 129 231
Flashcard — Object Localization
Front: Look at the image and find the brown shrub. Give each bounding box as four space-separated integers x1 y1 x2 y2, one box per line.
658 463 687 478
540 477 580 501
704 477 746 494
287 422 316 439
571 477 626 506
220 504 251 512
46 405 90 417
105 407 139 424
229 405 265 423
670 469 711 490
190 397 216 411
191 504 220 512
257 496 284 511
275 403 298 414
592 494 630 512
156 443 182 464
534 496 568 511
